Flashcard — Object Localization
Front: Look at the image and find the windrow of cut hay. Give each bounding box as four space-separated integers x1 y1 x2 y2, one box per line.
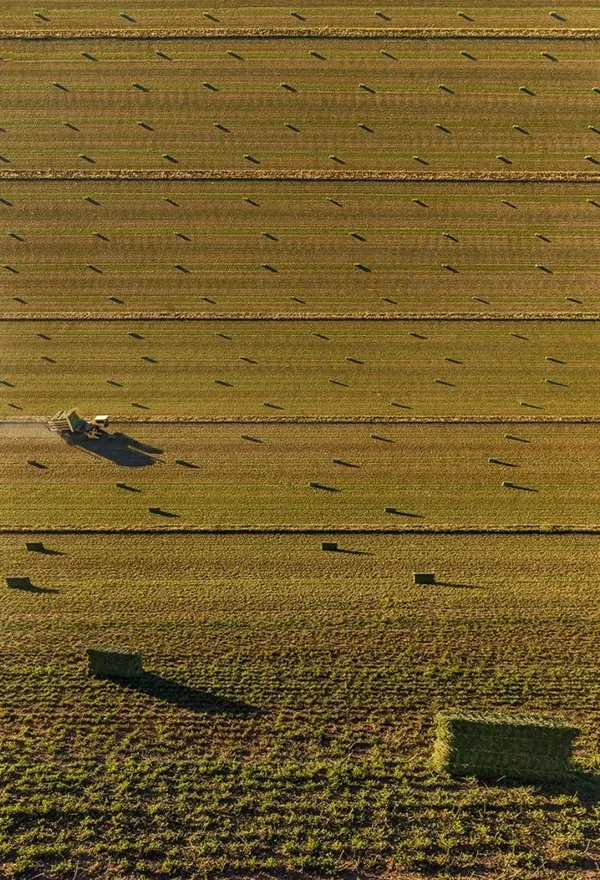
1 170 600 183
1 27 599 40
2 524 600 535
5 415 600 426
110 415 600 425
2 313 599 322
3 416 600 425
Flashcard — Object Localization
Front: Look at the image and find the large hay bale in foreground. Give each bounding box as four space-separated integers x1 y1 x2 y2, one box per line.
432 711 579 782
87 647 143 680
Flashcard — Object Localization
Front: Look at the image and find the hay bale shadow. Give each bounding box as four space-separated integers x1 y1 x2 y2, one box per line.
386 509 424 518
6 577 59 594
503 482 538 492
26 542 65 556
119 672 262 716
434 580 485 590
494 769 600 804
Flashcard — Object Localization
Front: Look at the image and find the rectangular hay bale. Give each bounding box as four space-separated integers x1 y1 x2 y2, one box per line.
87 646 143 680
432 711 579 782
6 576 32 588
322 541 338 551
414 572 435 585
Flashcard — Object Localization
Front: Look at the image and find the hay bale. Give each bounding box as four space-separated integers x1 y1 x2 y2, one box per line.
87 646 143 680
432 711 579 782
414 572 435 585
322 541 338 552
6 576 32 589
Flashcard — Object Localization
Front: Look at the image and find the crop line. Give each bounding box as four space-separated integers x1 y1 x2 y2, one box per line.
0 28 599 40
2 416 600 425
2 525 600 535
109 416 600 425
1 170 599 183
1 313 599 322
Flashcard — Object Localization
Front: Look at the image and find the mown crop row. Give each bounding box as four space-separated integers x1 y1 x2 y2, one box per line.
1 422 598 529
2 0 599 31
0 38 597 173
1 319 597 419
2 180 598 315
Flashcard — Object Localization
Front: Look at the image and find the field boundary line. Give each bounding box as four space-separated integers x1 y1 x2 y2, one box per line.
1 28 599 40
2 525 600 535
1 170 599 183
109 416 600 425
1 313 599 322
2 416 599 425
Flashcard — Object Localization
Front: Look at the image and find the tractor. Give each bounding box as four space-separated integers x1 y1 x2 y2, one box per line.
47 409 109 440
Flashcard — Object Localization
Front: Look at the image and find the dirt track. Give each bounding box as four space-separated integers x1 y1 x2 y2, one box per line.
0 421 49 439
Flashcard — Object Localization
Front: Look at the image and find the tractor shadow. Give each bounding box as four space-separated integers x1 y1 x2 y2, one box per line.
65 431 163 468
120 672 262 716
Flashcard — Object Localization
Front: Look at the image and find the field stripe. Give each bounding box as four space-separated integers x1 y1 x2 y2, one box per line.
1 170 599 183
3 416 600 425
1 28 599 40
2 525 600 535
1 313 599 322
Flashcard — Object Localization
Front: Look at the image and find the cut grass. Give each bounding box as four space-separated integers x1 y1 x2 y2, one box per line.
1 530 600 878
0 422 598 529
1 14 599 880
2 0 600 30
1 181 599 316
0 319 597 419
0 38 597 173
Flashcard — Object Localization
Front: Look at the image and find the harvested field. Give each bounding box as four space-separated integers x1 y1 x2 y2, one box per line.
1 422 598 529
2 1 600 30
2 181 599 315
1 319 597 418
2 9 600 879
0 38 598 173
2 529 600 877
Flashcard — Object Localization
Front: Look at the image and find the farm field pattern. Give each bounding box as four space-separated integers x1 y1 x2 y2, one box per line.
1 39 599 173
1 321 598 418
2 1 600 30
1 422 599 529
1 181 600 314
3 532 600 877
1 7 600 880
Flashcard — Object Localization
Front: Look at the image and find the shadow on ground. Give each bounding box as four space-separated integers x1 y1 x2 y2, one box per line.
65 432 163 468
497 770 600 805
434 581 486 589
26 542 65 556
6 577 59 594
120 672 262 716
